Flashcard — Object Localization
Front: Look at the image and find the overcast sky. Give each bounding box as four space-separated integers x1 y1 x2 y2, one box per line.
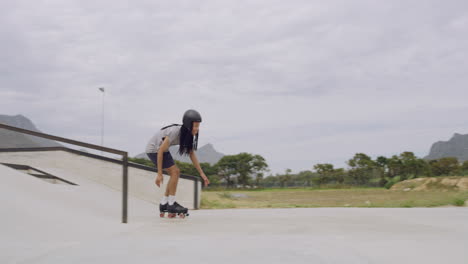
1 0 467 174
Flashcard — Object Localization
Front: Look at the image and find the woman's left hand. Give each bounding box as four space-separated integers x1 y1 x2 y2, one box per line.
203 177 210 187
201 174 210 187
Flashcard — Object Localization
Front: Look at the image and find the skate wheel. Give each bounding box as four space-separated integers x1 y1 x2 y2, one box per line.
179 214 185 219
160 212 165 218
168 213 176 218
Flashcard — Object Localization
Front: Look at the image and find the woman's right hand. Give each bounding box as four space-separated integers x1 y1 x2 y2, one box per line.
155 173 163 187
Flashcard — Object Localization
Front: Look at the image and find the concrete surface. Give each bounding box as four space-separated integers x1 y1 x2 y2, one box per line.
1 164 467 263
3 208 468 264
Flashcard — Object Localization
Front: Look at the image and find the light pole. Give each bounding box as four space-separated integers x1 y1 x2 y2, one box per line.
99 87 105 155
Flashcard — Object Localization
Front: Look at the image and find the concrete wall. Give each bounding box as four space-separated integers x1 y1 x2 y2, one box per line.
0 150 200 209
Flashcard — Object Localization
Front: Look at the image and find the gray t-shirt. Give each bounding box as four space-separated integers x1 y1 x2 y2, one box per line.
145 125 181 153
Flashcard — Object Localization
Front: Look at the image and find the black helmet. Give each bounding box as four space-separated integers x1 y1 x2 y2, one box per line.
182 109 202 130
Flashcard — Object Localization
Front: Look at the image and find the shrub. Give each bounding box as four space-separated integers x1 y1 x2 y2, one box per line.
384 176 402 189
384 181 394 189
452 198 465 207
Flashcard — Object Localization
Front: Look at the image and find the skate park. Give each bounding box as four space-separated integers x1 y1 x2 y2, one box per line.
3 0 468 262
1 124 467 263
1 162 468 263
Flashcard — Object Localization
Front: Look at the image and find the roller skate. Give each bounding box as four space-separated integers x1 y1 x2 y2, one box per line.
167 202 189 219
159 203 168 218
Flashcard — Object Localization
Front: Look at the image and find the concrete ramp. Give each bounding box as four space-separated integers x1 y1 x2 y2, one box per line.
0 163 157 263
0 148 201 209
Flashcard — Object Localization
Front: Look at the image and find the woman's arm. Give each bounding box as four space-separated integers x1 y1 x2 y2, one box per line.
189 151 210 187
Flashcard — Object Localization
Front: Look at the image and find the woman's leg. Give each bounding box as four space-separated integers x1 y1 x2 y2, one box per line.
165 165 180 196
164 175 170 197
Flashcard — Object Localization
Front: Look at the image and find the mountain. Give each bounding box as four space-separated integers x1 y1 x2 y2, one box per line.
0 114 63 148
424 133 468 162
136 143 225 165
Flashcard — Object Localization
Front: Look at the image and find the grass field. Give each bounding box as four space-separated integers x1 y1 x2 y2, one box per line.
200 187 468 209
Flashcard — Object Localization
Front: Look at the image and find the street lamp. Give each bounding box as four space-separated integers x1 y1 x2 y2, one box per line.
98 87 105 155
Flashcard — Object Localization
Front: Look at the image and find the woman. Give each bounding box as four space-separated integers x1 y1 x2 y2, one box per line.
146 109 210 218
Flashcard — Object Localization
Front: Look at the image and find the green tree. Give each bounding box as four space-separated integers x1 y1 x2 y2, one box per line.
254 172 264 187
347 153 376 185
313 163 334 186
200 162 217 176
278 169 293 187
216 153 269 187
216 155 239 187
296 170 315 187
429 157 460 176
398 152 431 179
461 160 468 175
375 156 389 186
387 155 403 178
263 174 279 187
462 160 468 170
333 168 346 185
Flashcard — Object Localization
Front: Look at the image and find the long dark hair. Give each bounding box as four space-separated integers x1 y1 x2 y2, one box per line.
178 125 199 156
160 124 198 156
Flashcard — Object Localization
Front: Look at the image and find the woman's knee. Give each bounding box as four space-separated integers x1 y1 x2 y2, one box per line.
168 166 180 177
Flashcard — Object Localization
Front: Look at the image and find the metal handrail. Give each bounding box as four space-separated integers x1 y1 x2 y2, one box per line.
0 123 129 223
